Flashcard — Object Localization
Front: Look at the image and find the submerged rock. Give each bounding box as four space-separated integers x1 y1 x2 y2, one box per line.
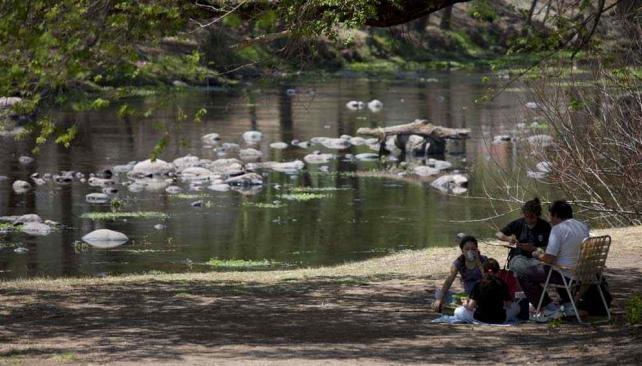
319 137 351 150
112 161 137 174
346 100 365 110
208 183 231 192
367 99 383 112
414 166 440 177
201 133 221 145
239 148 263 161
304 151 334 164
13 214 43 224
269 142 289 149
427 159 452 171
129 159 175 177
355 153 379 161
165 185 183 194
154 224 166 230
88 177 116 187
18 156 34 165
242 131 262 144
180 167 216 181
86 193 110 204
431 174 468 194
350 137 366 146
12 180 32 194
20 222 52 236
173 155 202 171
82 229 129 248
225 172 263 186
247 160 304 173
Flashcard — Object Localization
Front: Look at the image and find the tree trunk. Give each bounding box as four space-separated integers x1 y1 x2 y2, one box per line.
440 5 453 30
526 0 539 25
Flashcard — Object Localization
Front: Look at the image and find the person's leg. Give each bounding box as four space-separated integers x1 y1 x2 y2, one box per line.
518 263 553 308
505 301 522 322
453 306 475 323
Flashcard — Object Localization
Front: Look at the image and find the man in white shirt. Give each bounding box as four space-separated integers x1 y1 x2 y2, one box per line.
517 200 590 322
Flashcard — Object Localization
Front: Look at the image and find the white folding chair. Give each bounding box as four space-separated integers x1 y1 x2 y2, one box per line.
535 235 611 323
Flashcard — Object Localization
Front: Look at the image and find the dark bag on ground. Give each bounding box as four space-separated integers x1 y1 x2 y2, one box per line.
577 276 612 316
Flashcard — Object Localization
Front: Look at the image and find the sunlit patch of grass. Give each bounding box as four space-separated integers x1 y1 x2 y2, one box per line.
242 202 285 209
80 211 168 220
51 352 78 361
206 258 275 268
280 193 331 201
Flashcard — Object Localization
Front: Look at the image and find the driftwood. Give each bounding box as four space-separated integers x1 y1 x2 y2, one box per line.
356 120 471 141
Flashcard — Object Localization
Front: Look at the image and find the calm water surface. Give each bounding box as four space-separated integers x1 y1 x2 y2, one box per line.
0 71 535 278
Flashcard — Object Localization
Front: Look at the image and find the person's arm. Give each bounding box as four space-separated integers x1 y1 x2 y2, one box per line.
516 242 536 252
533 251 556 265
495 231 517 244
433 265 458 312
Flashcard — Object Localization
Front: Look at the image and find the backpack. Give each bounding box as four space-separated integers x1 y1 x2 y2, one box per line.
578 276 612 316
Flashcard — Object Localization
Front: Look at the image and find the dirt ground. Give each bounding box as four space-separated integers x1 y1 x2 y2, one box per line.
0 226 641 365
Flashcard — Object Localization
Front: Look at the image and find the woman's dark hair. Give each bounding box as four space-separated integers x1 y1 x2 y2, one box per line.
458 235 478 250
522 197 542 216
549 200 573 220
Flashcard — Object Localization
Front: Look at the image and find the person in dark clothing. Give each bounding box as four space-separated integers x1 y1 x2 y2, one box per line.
453 258 519 323
495 197 551 278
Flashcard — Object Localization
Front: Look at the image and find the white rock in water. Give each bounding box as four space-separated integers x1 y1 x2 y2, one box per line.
367 99 383 112
527 134 553 147
112 162 137 174
269 142 288 149
88 177 116 187
431 174 468 193
346 100 365 110
225 172 263 186
173 155 202 171
180 167 215 181
222 143 240 151
536 161 552 173
242 131 262 144
130 159 174 177
239 148 263 161
86 193 110 204
350 137 366 146
285 88 297 96
320 138 350 150
260 160 305 173
0 96 22 109
20 222 52 236
304 151 334 164
355 153 379 161
14 247 28 254
201 133 221 145
154 224 166 230
14 214 43 224
427 158 452 171
414 166 440 177
12 180 32 194
82 229 129 248
208 183 230 192
165 185 183 194
18 156 34 165
525 102 539 109
32 177 46 186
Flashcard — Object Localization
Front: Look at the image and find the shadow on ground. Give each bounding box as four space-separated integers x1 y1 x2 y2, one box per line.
0 270 640 364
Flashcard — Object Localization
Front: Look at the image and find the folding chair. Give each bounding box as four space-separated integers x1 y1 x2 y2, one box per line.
535 235 612 323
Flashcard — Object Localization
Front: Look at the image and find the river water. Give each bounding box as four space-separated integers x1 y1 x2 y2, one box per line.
0 71 536 278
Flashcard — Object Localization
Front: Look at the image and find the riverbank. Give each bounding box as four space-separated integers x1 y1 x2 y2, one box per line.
1 225 641 365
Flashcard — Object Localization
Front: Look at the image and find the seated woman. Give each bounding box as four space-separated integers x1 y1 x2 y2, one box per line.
432 235 487 312
453 258 521 323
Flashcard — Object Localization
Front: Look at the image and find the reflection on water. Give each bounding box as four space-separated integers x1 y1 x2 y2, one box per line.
0 71 533 278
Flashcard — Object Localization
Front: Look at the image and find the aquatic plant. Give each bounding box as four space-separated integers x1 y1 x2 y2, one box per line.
280 193 331 201
290 187 350 192
0 223 16 233
80 211 168 220
206 258 275 268
243 202 285 209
